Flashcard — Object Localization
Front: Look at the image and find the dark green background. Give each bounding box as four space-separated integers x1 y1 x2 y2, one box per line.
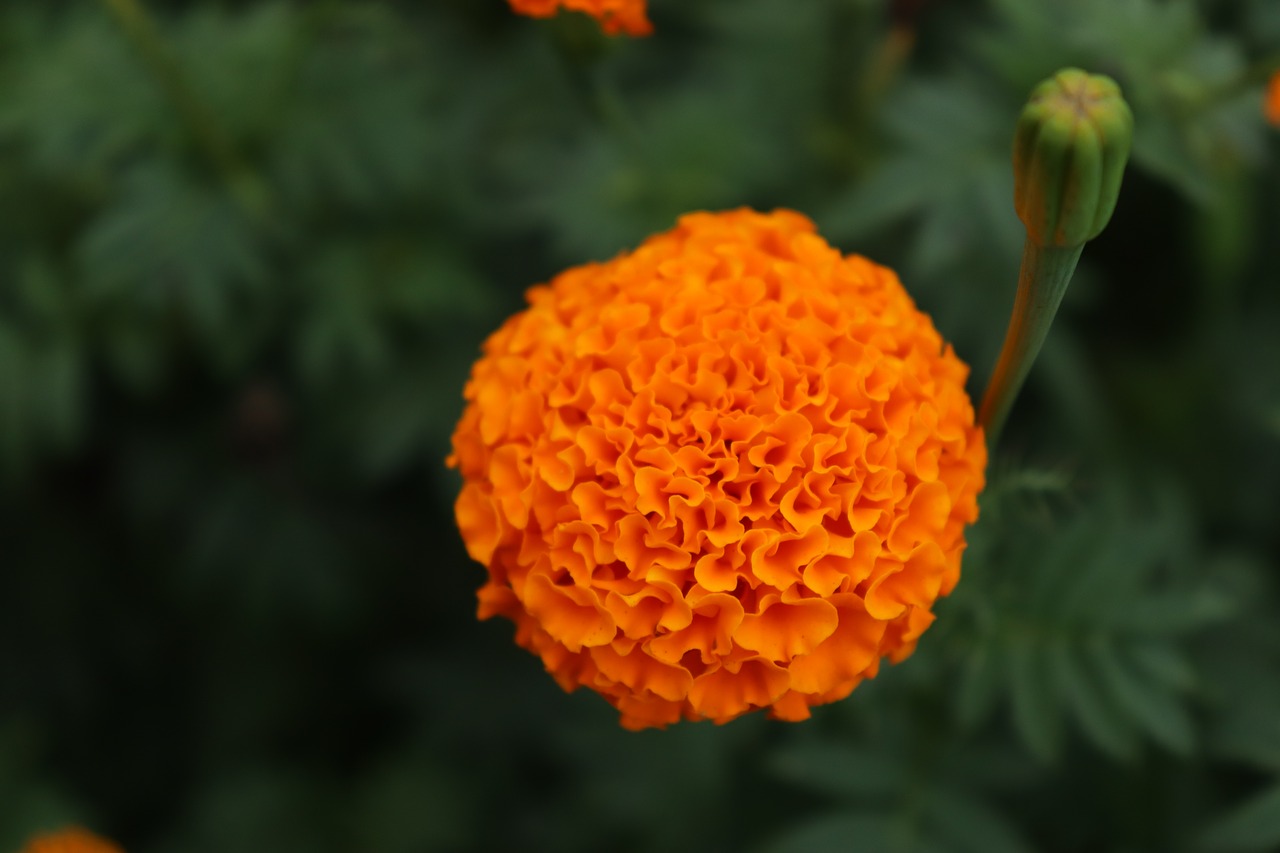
1 1 1278 851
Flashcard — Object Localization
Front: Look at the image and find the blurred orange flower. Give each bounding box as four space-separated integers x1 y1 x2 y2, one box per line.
21 828 123 853
449 209 986 729
506 0 652 36
1267 71 1280 127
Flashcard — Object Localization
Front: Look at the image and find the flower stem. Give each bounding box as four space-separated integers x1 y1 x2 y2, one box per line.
101 0 270 217
978 239 1083 448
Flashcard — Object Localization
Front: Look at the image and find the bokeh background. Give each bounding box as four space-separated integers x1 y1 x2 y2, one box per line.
1 0 1278 851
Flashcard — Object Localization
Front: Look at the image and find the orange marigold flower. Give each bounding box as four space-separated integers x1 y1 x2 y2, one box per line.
449 209 986 729
21 828 123 853
507 0 652 37
1266 71 1280 127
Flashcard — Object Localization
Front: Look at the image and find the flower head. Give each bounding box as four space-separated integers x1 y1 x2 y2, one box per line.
1266 71 1280 127
507 0 652 37
449 209 986 729
21 828 123 853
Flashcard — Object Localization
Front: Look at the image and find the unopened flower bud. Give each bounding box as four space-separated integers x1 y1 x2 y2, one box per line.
1013 68 1133 248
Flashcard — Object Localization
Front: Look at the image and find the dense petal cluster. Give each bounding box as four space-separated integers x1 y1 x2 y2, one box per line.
1267 71 1280 127
450 209 986 729
506 0 652 37
21 828 124 853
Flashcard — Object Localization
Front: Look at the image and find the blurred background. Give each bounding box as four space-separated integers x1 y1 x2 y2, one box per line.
0 0 1278 851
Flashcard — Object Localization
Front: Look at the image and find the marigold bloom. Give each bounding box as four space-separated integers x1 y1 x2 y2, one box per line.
1266 71 1280 127
21 828 123 853
507 0 652 37
450 209 986 729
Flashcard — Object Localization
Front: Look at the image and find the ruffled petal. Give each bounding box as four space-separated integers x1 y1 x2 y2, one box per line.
450 208 986 729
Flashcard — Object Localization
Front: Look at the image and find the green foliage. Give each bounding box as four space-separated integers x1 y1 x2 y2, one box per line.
762 712 1036 853
1198 783 1280 853
943 481 1232 762
822 73 1022 280
0 0 1278 851
0 722 86 853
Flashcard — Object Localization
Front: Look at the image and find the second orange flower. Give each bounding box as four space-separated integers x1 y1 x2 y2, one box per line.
1266 71 1280 127
20 828 123 853
507 0 652 37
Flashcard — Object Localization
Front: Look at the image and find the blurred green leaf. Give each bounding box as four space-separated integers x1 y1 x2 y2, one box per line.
0 9 161 177
1051 637 1140 762
75 162 269 352
756 813 911 853
349 757 479 853
0 319 31 477
821 76 1021 278
945 485 1230 762
1008 640 1062 762
768 743 907 799
926 789 1035 853
0 721 86 850
1091 642 1195 756
1197 783 1280 853
172 770 341 853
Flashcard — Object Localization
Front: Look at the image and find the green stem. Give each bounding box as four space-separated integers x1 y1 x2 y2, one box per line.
860 25 915 103
101 0 269 217
978 239 1083 448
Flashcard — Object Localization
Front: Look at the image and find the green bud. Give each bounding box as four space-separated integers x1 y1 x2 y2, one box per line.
1013 68 1133 248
